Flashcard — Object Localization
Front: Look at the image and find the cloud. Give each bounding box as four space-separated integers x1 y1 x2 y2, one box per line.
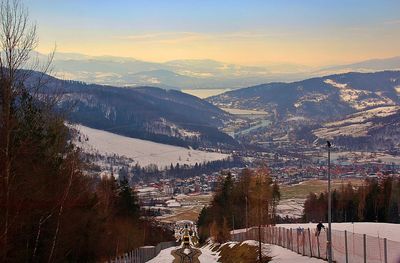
115 32 207 43
384 19 400 25
115 30 286 45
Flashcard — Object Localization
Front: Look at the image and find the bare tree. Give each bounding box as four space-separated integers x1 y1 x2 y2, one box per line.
0 0 38 259
0 0 56 260
249 167 273 263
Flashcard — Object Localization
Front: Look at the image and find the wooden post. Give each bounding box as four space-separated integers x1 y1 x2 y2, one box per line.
302 230 305 256
308 228 313 257
297 230 300 254
287 229 289 248
363 234 367 263
291 229 294 251
384 238 388 263
317 235 320 258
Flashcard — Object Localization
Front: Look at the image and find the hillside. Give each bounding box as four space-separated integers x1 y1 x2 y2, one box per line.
37 52 400 91
34 52 306 89
27 73 238 149
74 125 230 167
209 71 400 150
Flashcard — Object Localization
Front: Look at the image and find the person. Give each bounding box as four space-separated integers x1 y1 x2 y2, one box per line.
316 221 325 236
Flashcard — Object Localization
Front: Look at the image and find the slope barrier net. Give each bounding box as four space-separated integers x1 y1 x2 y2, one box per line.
231 226 400 263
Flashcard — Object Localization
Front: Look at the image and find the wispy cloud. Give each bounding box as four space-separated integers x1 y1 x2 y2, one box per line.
115 32 207 43
384 19 400 25
115 31 287 45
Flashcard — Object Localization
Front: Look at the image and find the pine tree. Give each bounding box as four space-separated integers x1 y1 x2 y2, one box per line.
117 177 140 218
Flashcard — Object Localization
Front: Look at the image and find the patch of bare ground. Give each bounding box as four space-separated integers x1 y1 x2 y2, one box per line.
213 242 272 263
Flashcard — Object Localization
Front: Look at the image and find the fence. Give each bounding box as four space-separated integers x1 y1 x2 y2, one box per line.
231 226 400 263
109 241 178 263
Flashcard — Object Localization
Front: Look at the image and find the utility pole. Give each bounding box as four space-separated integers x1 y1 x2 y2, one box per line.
327 140 333 263
245 195 248 233
232 215 235 237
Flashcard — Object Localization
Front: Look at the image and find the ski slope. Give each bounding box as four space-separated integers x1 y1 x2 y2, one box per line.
74 124 230 167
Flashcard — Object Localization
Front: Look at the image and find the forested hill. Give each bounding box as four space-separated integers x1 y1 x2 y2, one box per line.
208 71 400 150
26 72 238 149
209 70 400 121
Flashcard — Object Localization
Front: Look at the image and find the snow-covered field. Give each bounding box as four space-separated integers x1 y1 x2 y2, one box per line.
220 107 268 115
314 106 400 139
324 106 400 128
329 151 400 165
276 199 304 218
314 122 373 138
324 79 396 110
74 124 230 167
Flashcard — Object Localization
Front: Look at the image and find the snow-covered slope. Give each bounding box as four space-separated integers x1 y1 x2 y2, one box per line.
74 125 230 167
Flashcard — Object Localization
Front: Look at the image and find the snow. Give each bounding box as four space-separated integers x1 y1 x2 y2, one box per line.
74 124 230 167
276 199 305 218
198 243 220 262
324 79 396 110
146 246 176 263
277 222 400 242
220 107 268 115
269 245 324 263
314 122 373 139
324 106 400 127
315 105 399 140
166 201 181 207
294 93 328 108
233 240 324 262
324 79 348 89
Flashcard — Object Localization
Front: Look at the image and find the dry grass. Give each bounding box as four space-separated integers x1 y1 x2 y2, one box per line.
158 205 204 223
280 178 364 199
158 194 214 223
217 243 272 263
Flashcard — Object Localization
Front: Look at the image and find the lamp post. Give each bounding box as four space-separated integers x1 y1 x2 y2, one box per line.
327 140 332 263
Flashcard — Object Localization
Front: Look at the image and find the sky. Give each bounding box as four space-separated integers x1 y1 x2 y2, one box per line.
26 0 400 67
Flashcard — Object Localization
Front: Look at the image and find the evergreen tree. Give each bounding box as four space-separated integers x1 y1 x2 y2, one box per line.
117 177 140 218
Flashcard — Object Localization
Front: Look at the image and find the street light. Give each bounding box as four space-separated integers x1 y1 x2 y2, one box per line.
327 140 332 263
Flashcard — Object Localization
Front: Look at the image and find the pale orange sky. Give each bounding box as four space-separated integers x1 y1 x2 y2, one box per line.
30 0 400 67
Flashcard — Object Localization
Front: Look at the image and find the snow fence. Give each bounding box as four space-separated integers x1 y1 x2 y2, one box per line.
231 226 400 263
108 241 178 263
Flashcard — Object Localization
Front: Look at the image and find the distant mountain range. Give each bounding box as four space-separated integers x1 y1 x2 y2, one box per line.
209 71 400 150
34 51 400 91
27 72 238 149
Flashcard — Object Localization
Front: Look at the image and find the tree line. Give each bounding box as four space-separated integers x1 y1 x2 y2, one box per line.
197 168 280 245
84 150 245 182
303 177 400 223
